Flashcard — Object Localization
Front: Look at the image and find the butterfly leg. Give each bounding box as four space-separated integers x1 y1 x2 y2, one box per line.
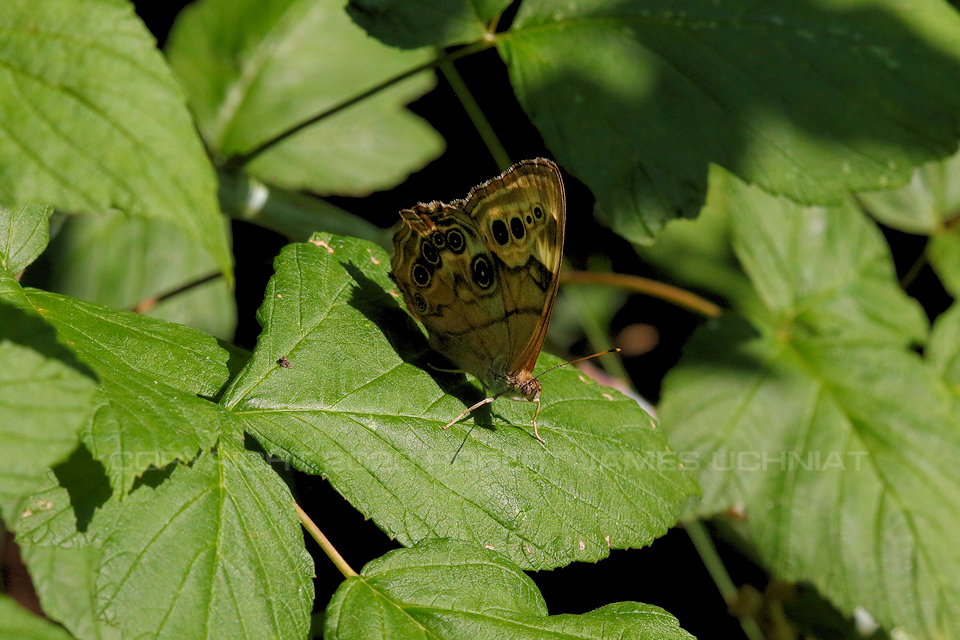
530 397 546 444
442 396 496 430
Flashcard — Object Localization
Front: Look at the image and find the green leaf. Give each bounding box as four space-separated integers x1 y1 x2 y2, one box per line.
782 583 889 640
167 0 444 195
222 234 698 570
0 271 27 304
929 303 960 394
856 150 960 235
15 450 121 640
0 202 52 275
16 445 114 549
19 289 231 494
22 545 122 640
635 168 761 315
856 148 960 296
659 174 960 638
498 0 960 242
96 440 314 640
346 0 510 48
46 211 236 341
0 0 232 280
0 302 97 524
728 181 927 346
0 595 76 640
929 229 960 298
325 539 694 639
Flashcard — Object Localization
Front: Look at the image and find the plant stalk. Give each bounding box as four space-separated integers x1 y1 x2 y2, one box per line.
440 59 512 172
686 519 766 640
294 502 358 579
561 271 723 318
224 41 495 171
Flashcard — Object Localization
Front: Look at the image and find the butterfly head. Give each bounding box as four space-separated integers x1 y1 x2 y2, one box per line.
506 371 541 401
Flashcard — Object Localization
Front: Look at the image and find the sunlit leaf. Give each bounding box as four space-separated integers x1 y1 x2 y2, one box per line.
498 0 960 241
20 290 230 494
0 202 52 276
96 439 314 640
929 303 960 394
857 149 960 296
0 302 97 523
0 0 232 279
17 469 122 639
325 539 694 639
22 545 121 640
660 172 960 638
221 233 698 570
167 0 443 195
0 595 76 640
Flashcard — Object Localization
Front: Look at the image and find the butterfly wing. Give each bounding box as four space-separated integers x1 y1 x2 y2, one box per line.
463 159 565 382
389 159 565 395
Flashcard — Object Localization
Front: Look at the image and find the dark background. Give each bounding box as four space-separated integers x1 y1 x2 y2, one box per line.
129 2 952 637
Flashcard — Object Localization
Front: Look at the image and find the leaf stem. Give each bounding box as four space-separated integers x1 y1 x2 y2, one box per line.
294 502 358 579
217 170 393 248
685 519 765 640
560 271 723 318
130 272 223 313
900 247 928 289
223 41 495 171
440 59 512 172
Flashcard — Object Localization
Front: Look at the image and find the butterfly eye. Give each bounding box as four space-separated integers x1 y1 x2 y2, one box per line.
510 217 525 240
414 293 428 312
412 263 431 287
421 241 440 265
491 219 509 245
446 229 466 253
471 254 494 289
533 205 544 219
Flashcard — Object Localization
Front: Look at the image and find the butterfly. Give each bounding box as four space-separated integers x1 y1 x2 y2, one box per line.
389 158 565 443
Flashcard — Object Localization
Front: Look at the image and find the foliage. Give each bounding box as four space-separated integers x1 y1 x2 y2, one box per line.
1 0 960 639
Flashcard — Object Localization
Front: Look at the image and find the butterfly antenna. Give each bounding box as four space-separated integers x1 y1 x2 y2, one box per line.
533 347 621 381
